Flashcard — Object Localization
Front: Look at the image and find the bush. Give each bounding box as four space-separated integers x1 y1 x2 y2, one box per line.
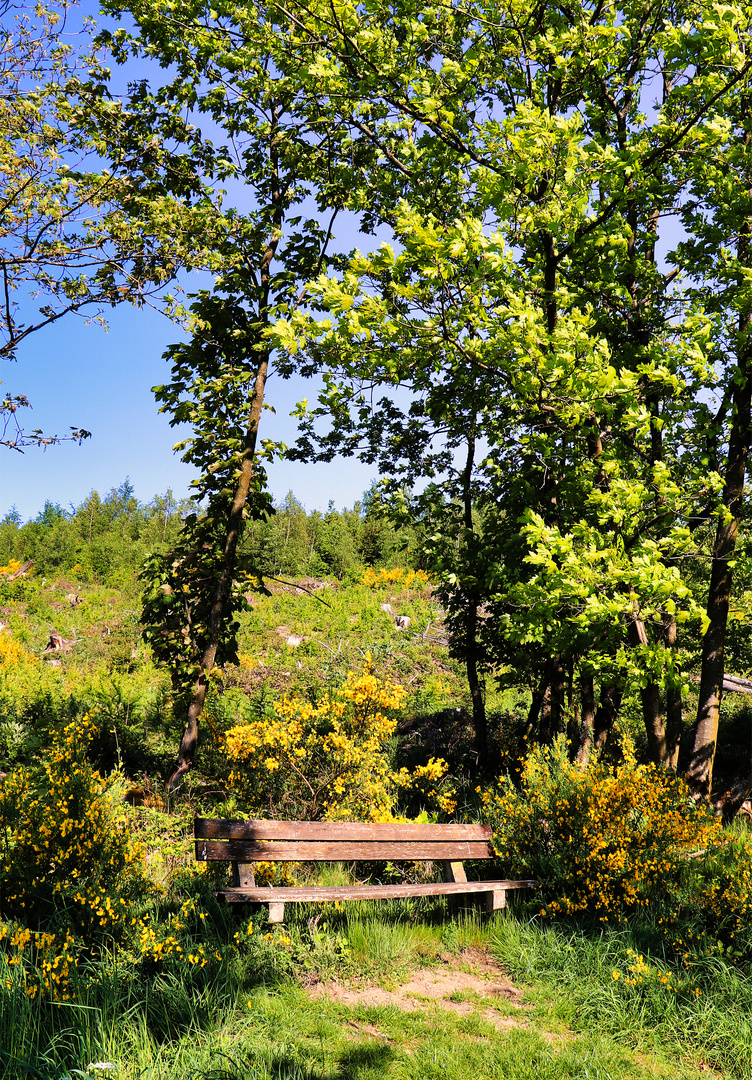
482 734 717 920
361 567 430 589
0 711 148 933
697 830 752 940
225 659 454 820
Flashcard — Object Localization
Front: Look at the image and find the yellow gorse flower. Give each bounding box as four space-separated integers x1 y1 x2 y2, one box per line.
482 734 718 921
0 710 149 1000
361 567 430 589
225 660 454 820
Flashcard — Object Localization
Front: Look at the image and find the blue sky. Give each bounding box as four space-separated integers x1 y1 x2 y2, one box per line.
0 3 381 523
0 293 379 522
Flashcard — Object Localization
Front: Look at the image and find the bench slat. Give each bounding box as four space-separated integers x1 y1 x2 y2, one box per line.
196 839 492 862
215 880 537 903
195 819 492 842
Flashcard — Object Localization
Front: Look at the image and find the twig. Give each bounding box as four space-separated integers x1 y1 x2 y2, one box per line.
264 575 332 608
313 638 336 655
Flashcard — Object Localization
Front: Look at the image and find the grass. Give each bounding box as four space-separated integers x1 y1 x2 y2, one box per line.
2 900 750 1079
490 914 752 1078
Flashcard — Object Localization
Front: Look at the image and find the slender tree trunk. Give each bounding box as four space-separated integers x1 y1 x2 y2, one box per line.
626 606 668 764
169 110 283 789
663 613 682 770
539 679 553 744
617 85 685 766
576 667 596 763
526 678 545 740
540 655 565 743
687 106 752 799
460 422 488 767
593 681 623 754
170 356 271 787
688 391 750 796
552 655 566 736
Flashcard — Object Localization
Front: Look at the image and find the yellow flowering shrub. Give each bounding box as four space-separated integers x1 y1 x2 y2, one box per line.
696 833 752 934
0 633 37 669
133 897 211 971
610 947 703 999
361 567 430 589
482 735 718 920
225 660 454 820
0 711 148 932
402 759 457 815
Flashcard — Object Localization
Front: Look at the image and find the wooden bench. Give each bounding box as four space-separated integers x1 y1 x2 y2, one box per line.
194 818 537 924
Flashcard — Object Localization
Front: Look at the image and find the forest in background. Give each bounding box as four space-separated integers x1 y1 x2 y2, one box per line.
0 482 409 587
2 480 752 804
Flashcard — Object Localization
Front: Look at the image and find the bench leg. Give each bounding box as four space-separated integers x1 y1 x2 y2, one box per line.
268 901 285 924
481 889 506 913
233 861 255 888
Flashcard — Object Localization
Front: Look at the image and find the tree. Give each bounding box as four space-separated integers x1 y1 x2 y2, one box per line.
680 75 752 797
106 0 752 793
106 0 357 784
269 0 751 775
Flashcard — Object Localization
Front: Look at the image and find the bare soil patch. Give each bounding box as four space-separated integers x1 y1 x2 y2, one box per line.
307 949 530 1034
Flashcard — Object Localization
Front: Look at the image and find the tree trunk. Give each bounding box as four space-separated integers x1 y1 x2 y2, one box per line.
540 655 565 743
576 668 596 763
626 605 668 764
466 601 487 768
526 676 546 740
663 613 682 770
539 680 553 744
168 109 283 790
460 419 488 768
593 681 623 754
687 112 752 799
169 355 270 788
687 338 752 796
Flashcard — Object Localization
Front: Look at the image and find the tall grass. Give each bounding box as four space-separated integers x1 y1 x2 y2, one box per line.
491 913 752 1078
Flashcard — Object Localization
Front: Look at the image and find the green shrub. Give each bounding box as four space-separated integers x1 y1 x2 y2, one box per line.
482 734 717 920
0 711 148 933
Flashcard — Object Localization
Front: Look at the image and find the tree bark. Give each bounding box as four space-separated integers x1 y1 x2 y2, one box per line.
169 354 271 788
540 654 565 743
526 679 545 740
576 668 596 763
687 341 752 795
663 613 682 770
593 681 622 754
625 602 668 764
460 422 488 768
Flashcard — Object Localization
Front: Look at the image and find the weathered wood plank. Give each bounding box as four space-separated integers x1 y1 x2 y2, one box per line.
482 890 506 912
268 902 285 924
196 839 492 862
195 819 491 842
214 880 537 903
442 860 467 884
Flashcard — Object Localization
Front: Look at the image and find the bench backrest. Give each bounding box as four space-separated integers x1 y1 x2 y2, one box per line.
194 818 493 863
